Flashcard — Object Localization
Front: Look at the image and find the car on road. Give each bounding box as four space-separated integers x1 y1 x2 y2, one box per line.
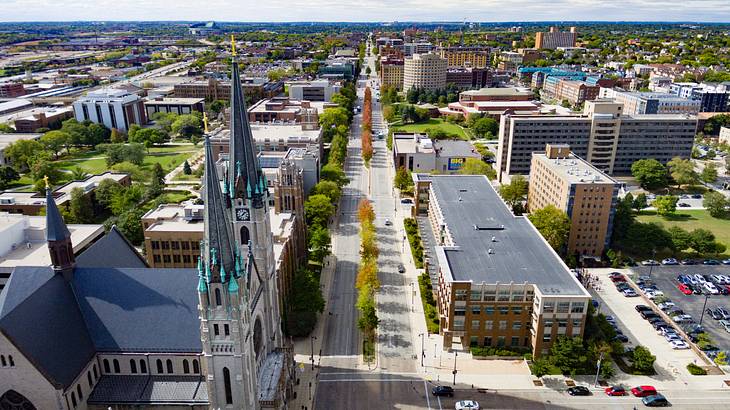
455 400 479 410
432 385 454 397
642 393 670 407
567 386 591 396
678 284 693 295
400 198 414 204
661 258 678 265
631 386 657 397
635 305 653 314
722 259 730 265
680 259 698 265
384 218 392 226
605 386 627 396
614 333 629 343
642 260 660 266
678 202 691 207
692 194 703 199
623 288 639 297
397 264 405 273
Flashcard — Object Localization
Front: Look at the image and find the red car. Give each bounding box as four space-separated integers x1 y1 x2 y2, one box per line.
631 385 657 397
605 386 627 396
678 284 693 295
609 273 626 282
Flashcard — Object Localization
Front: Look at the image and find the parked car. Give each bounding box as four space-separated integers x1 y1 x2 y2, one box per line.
678 284 693 295
661 258 678 265
567 386 591 396
397 264 406 273
680 259 698 265
635 305 653 314
455 400 480 410
706 308 724 320
678 202 691 207
623 289 639 297
719 320 730 333
614 334 629 343
605 386 627 396
642 393 669 407
384 218 392 226
704 259 721 265
400 198 414 204
692 194 703 199
658 302 676 310
631 386 658 397
652 321 669 331
717 307 730 319
609 272 626 282
432 386 454 397
703 283 720 295
642 260 660 266
672 314 693 323
670 340 690 349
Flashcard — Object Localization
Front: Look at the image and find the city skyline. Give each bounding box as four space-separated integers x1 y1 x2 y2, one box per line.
2 0 730 23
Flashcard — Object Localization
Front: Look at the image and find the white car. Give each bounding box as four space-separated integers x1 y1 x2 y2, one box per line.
670 340 690 349
455 401 480 410
642 260 660 266
695 274 707 284
719 320 730 333
703 283 720 295
672 314 693 323
658 302 676 311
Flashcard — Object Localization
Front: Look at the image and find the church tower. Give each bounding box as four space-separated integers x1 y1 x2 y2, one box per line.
198 136 258 409
45 179 75 281
225 39 282 363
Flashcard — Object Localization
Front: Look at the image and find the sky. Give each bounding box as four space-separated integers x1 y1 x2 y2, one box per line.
2 0 730 23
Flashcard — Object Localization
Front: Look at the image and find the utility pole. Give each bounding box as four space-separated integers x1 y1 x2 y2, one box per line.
452 351 458 386
594 352 604 387
419 333 425 367
699 294 711 325
310 336 317 370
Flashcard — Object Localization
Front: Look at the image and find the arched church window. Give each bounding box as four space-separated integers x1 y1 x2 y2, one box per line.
103 359 110 373
166 359 173 374
7 356 12 367
253 318 263 357
87 371 92 388
183 360 190 374
70 392 76 408
223 367 233 404
112 359 120 373
0 356 5 367
140 360 147 374
0 390 37 410
130 359 137 374
156 359 163 374
215 288 222 306
240 226 250 245
77 384 82 400
193 359 200 374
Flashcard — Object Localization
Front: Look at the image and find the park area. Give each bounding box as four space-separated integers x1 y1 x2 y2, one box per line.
638 209 730 253
390 118 468 140
54 144 199 176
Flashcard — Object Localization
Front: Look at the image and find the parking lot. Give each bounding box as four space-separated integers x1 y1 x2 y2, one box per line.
631 265 730 354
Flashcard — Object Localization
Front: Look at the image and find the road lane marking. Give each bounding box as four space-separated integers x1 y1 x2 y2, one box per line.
424 380 432 410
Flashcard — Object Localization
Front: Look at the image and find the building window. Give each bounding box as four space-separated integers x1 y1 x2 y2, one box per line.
512 321 522 330
0 356 5 367
499 320 507 330
497 336 506 347
156 359 163 374
166 359 173 374
163 255 171 263
171 241 180 250
543 302 555 313
214 324 220 336
497 290 510 301
470 290 481 301
544 319 553 328
181 241 190 250
113 359 120 373
77 384 83 400
483 336 492 346
71 392 77 408
183 255 191 264
557 302 570 313
484 320 493 330
543 334 551 342
130 359 137 374
470 336 479 347
87 371 92 389
93 364 98 379
454 308 466 316
571 303 585 314
223 367 233 404
511 306 522 315
153 255 161 263
224 324 230 336
455 289 467 301
183 360 190 374
103 359 110 373
151 241 160 249
499 306 509 315
471 306 481 315
471 320 480 330
215 289 222 305
484 306 494 315
558 319 568 328
173 254 181 263
193 359 200 374
511 337 520 347
161 241 170 250
140 360 147 374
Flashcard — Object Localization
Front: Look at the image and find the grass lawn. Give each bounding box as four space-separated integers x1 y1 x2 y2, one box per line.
391 118 468 140
638 209 730 249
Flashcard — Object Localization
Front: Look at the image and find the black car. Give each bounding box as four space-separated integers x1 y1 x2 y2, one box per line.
680 259 697 265
704 259 721 265
567 386 591 396
635 305 652 313
641 311 659 320
432 386 454 397
614 334 629 343
652 321 669 330
692 194 703 199
397 264 406 273
707 308 724 320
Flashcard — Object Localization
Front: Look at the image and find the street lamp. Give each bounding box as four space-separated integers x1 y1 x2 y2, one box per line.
418 333 425 367
452 351 458 386
594 352 604 387
411 283 415 312
699 294 712 326
648 249 657 277
310 336 317 370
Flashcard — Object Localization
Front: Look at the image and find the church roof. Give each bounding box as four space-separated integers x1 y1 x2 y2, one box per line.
45 187 70 242
87 375 208 405
75 226 148 269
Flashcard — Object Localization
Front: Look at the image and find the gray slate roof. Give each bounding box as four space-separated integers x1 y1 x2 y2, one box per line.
431 175 588 296
75 226 148 269
87 375 208 404
45 188 70 242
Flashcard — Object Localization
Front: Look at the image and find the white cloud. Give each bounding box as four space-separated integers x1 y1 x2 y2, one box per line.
1 0 729 22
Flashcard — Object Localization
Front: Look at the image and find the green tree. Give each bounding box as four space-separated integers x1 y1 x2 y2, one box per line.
631 159 667 190
182 160 192 175
5 139 45 170
528 205 571 252
171 114 202 138
667 226 692 253
0 123 14 133
690 229 722 254
115 208 145 245
531 358 553 378
549 336 589 376
701 163 719 183
94 178 123 209
29 157 62 187
458 158 496 179
40 130 69 159
87 123 110 146
127 124 141 141
499 175 529 214
612 194 635 243
667 157 698 188
110 128 125 143
393 166 413 191
110 184 144 214
68 187 94 223
319 107 349 143
152 163 166 186
631 346 656 374
321 163 349 187
286 268 325 337
130 128 167 150
308 225 332 263
714 351 727 366
311 180 342 203
633 193 648 212
305 194 335 227
654 195 678 216
61 119 90 147
0 165 19 189
70 167 88 181
703 191 728 218
470 117 499 138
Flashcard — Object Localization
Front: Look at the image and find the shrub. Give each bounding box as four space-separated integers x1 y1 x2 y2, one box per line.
687 363 707 375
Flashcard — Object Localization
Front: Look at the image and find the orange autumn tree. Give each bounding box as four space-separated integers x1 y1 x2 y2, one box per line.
361 87 373 165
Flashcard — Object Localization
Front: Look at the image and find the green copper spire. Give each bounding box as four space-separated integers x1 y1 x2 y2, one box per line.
228 274 239 293
198 274 208 293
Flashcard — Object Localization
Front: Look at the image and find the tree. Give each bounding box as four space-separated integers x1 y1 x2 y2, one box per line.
40 130 69 159
612 194 635 243
459 158 495 179
319 108 349 143
621 222 673 255
308 225 331 263
171 114 202 138
110 128 125 143
631 159 667 190
152 163 166 186
5 139 44 170
549 336 589 376
127 124 141 141
110 184 144 215
654 195 678 216
531 358 552 378
68 187 94 223
357 199 375 224
631 346 656 374
182 160 192 175
632 193 648 212
470 117 499 138
0 123 14 133
70 167 88 181
393 167 413 191
667 226 692 253
701 163 718 183
690 229 721 254
286 268 325 337
130 128 167 150
87 123 110 146
115 208 145 245
311 180 342 203
61 119 90 147
703 191 728 218
29 157 62 188
499 175 529 213
321 163 349 187
102 143 146 166
95 178 123 209
668 157 698 188
714 351 728 366
305 194 335 228
0 166 19 190
528 205 571 252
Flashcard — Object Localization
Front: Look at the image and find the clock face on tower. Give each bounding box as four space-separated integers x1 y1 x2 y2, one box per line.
235 207 250 221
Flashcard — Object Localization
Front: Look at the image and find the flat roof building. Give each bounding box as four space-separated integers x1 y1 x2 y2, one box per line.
72 88 146 132
438 46 491 69
425 175 590 356
392 132 480 173
600 89 701 115
11 106 73 133
143 97 204 118
287 80 341 102
0 133 42 165
380 58 405 91
535 27 577 50
528 145 619 258
404 53 447 92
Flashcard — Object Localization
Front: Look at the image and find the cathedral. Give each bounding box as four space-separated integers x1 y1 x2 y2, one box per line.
0 55 294 410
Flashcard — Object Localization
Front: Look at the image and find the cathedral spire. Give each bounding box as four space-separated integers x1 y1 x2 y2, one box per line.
228 43 266 208
44 177 74 279
202 136 238 283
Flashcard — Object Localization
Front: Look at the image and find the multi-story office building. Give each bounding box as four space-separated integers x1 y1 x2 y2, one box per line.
535 27 577 49
380 58 405 90
445 67 493 89
143 97 204 118
209 122 323 165
438 46 491 68
173 78 283 103
601 89 701 115
12 107 73 133
528 144 619 257
442 87 539 120
403 53 447 91
425 175 590 356
552 80 601 106
0 82 25 97
247 96 325 125
72 88 146 132
497 100 697 181
142 202 204 268
669 82 730 112
287 80 341 102
403 42 434 56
